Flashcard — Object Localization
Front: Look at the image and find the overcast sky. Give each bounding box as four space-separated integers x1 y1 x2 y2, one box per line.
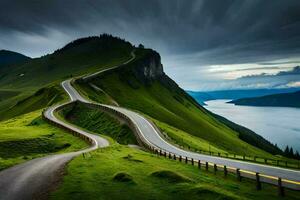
1 0 300 91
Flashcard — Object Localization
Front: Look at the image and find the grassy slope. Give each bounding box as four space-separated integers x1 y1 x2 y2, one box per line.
80 49 272 157
152 118 226 153
51 145 300 200
0 110 88 170
0 90 20 101
0 35 133 121
0 84 67 121
0 36 133 90
59 102 136 145
0 36 133 122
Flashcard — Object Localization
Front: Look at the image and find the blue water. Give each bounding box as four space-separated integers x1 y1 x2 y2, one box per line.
204 99 300 152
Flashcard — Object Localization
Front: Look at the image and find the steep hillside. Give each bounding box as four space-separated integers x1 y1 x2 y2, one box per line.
0 84 67 121
0 35 133 90
230 90 300 108
59 102 136 145
76 48 277 156
0 35 134 121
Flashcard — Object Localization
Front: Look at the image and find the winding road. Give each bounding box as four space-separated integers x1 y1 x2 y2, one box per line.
0 51 299 200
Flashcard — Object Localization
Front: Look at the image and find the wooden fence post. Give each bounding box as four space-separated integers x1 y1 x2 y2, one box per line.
185 157 188 164
198 160 201 169
173 154 176 160
224 166 227 177
256 173 261 190
278 178 284 197
236 168 241 181
169 153 171 159
205 162 209 171
179 156 182 162
214 164 217 174
191 158 194 165
164 152 166 158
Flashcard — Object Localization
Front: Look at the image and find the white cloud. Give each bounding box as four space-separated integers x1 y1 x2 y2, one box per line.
286 81 300 88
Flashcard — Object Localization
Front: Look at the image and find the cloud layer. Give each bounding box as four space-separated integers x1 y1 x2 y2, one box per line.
0 0 300 90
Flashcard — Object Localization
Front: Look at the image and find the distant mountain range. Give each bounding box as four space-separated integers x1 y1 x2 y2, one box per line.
229 90 300 108
187 88 300 105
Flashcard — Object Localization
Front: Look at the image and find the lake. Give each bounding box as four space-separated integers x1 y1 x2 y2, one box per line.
204 100 300 152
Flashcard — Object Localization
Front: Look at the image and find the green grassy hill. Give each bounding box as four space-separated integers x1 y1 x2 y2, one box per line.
58 102 136 145
0 35 133 121
75 48 279 157
0 84 67 121
0 35 133 90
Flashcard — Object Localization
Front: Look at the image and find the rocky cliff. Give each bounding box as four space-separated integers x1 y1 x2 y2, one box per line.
132 50 164 82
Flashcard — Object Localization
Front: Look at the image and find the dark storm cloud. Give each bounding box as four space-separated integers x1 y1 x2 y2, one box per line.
1 0 300 56
0 0 300 89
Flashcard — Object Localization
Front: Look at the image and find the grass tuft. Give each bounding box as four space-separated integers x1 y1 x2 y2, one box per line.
185 185 238 200
123 154 143 163
113 172 135 183
150 170 192 183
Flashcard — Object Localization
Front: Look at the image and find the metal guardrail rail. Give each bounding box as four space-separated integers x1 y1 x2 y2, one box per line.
172 146 300 170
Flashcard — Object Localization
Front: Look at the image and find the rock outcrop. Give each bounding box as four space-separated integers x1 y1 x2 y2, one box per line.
131 50 164 84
